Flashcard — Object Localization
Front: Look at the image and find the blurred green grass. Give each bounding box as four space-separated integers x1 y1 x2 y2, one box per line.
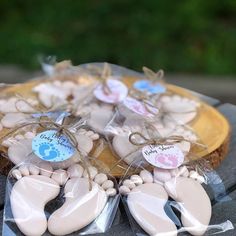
0 0 236 75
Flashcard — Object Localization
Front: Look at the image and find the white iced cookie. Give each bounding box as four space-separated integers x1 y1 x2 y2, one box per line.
154 166 211 235
48 178 107 235
10 166 61 236
1 112 31 128
112 126 145 165
119 170 177 236
10 164 117 236
6 128 99 169
0 97 38 113
159 95 200 124
33 81 72 108
75 128 99 154
48 164 116 235
165 177 211 235
120 167 211 236
76 103 114 134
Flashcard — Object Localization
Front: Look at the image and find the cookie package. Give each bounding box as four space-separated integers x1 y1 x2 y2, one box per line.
0 61 233 236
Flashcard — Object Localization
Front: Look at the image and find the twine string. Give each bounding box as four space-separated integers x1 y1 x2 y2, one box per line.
0 117 93 190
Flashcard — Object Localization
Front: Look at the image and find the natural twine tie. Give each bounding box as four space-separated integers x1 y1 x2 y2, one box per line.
0 116 93 190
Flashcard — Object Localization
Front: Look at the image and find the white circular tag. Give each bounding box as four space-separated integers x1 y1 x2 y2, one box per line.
142 144 184 169
123 97 158 117
94 79 128 104
32 130 75 162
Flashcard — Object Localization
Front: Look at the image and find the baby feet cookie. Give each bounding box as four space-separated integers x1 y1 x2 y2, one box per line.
76 103 114 134
48 165 116 235
120 167 211 236
5 128 99 168
158 95 200 124
120 170 177 236
155 166 211 235
10 163 117 236
10 164 62 236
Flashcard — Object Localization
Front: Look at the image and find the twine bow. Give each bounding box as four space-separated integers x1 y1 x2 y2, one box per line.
0 116 93 190
142 67 164 84
109 123 207 174
87 63 112 95
128 131 206 148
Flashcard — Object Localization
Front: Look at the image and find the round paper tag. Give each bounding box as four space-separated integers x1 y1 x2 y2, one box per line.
142 144 184 169
134 80 166 94
32 130 75 162
123 97 158 117
94 79 128 104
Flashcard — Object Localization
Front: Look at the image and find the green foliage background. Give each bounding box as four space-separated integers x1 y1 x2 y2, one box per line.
0 0 236 75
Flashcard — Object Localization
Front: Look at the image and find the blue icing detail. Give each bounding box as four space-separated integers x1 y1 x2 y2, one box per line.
134 80 166 94
38 143 60 160
32 130 75 162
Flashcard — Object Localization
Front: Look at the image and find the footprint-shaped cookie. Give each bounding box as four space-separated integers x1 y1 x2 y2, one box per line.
159 95 200 124
10 165 61 236
164 177 211 235
10 163 117 236
48 178 107 235
48 164 116 235
120 170 177 236
76 103 114 134
120 167 211 236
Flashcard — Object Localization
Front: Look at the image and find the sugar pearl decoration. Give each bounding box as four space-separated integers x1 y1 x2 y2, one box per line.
29 165 40 175
106 188 117 197
119 186 131 195
102 180 114 190
83 166 98 179
67 164 84 178
12 169 22 180
130 175 143 185
140 170 153 183
94 173 108 185
18 165 30 176
123 179 136 189
51 169 68 185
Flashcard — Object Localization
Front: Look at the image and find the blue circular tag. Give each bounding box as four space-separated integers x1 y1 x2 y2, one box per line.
134 80 166 94
32 130 75 162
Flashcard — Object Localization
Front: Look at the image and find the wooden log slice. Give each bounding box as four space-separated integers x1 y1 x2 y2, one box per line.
0 76 230 177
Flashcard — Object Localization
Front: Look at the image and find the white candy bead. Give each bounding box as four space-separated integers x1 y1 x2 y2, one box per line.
67 164 84 178
39 163 53 177
130 175 143 185
83 166 98 179
29 165 40 175
119 186 131 195
19 165 30 176
106 188 117 197
102 180 114 190
123 179 136 189
140 170 153 183
153 168 172 183
51 169 68 185
94 173 108 185
12 169 22 180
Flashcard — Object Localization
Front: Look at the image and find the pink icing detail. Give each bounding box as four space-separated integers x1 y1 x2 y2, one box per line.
156 154 178 168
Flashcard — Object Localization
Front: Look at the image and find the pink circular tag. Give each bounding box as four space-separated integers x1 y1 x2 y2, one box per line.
94 79 128 104
123 97 158 117
142 144 184 169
